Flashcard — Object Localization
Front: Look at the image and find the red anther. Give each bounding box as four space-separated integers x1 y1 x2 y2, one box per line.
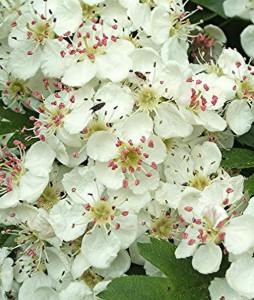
186 77 193 82
70 95 75 103
129 166 135 173
211 95 218 106
218 232 226 240
135 179 140 186
72 152 79 158
187 239 196 246
112 24 118 30
128 140 133 146
10 212 16 217
140 136 146 143
63 31 71 37
40 134 46 142
145 172 152 177
122 179 128 188
235 61 241 68
85 204 91 211
203 83 209 91
196 79 202 84
122 167 127 173
226 187 234 193
151 162 157 170
148 140 154 148
13 140 21 146
182 232 188 239
27 50 33 55
115 223 120 230
122 211 129 216
223 198 229 205
60 50 66 58
184 206 193 212
11 22 17 27
143 153 149 158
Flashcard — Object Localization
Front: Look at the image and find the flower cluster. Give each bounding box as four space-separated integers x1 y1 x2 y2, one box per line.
0 0 254 299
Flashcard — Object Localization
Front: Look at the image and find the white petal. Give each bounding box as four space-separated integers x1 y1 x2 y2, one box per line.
95 53 132 82
241 25 254 58
64 101 93 134
117 112 153 144
113 214 138 249
199 110 227 132
94 83 134 123
192 244 222 274
192 141 221 175
154 103 193 138
71 253 90 279
9 46 42 80
224 215 254 255
54 0 82 35
95 250 131 278
226 257 254 299
62 60 96 87
81 227 121 269
226 100 253 135
24 142 55 177
209 278 246 300
49 201 87 241
94 162 124 190
87 131 118 162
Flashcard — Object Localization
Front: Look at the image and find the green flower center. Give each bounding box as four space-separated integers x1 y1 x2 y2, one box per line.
236 78 254 100
26 20 55 43
80 2 98 20
91 201 114 225
151 216 172 239
37 185 60 210
189 172 211 191
81 269 102 289
136 87 160 111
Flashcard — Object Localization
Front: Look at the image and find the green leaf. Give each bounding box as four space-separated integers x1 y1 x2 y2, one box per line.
138 239 211 289
0 106 35 147
221 148 254 169
245 174 254 196
190 0 227 18
237 125 254 149
99 276 173 300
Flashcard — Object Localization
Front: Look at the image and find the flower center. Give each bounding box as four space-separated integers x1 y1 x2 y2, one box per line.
236 78 254 100
80 2 98 20
151 216 172 239
189 172 211 191
90 201 114 225
36 184 60 210
26 20 55 43
83 120 109 138
135 87 160 111
81 269 102 289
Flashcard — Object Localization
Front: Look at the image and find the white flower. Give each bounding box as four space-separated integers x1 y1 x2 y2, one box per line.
61 23 134 86
8 8 69 79
178 72 234 132
87 114 166 194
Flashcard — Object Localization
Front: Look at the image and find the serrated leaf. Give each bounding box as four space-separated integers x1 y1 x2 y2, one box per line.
190 0 227 18
99 276 173 300
138 239 211 289
245 174 254 196
221 148 254 169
